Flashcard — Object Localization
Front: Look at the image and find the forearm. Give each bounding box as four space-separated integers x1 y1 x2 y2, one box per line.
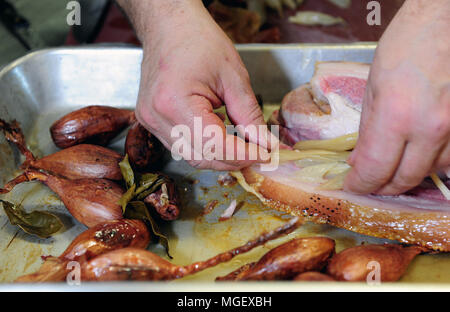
116 0 205 44
391 0 450 41
402 0 450 21
375 0 450 79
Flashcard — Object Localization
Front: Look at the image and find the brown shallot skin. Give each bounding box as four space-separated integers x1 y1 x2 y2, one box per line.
326 244 426 282
15 257 67 283
82 248 183 281
293 272 335 282
22 169 124 227
144 177 180 221
50 105 136 149
215 262 256 281
0 173 28 194
0 119 35 162
0 119 123 180
125 122 164 171
28 144 123 180
60 219 150 263
233 237 335 281
15 219 150 283
82 218 301 281
15 220 149 282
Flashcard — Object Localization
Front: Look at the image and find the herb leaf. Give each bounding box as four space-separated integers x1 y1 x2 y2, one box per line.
118 155 172 258
118 184 136 213
135 173 159 195
125 201 172 259
1 200 63 238
119 154 135 189
136 176 168 201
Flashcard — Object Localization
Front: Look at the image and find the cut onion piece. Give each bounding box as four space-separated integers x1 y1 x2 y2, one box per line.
289 11 346 26
294 164 332 183
294 133 358 152
318 168 351 190
294 162 341 183
327 0 351 9
276 149 350 163
219 200 238 221
430 173 450 200
324 162 351 178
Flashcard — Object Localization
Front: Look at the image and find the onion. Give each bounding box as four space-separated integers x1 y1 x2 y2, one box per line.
327 0 351 9
325 162 351 178
430 173 450 200
294 133 358 152
294 163 339 183
318 169 351 190
276 149 350 163
288 11 346 26
220 200 238 221
294 161 351 185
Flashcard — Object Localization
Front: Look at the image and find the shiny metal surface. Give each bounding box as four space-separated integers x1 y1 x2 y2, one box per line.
0 44 449 291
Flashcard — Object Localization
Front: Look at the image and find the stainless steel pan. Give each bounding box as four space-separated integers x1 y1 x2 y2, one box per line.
0 44 448 291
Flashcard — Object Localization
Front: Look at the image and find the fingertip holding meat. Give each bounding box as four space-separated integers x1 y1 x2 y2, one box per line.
326 244 426 282
293 271 335 282
50 105 136 148
125 122 164 171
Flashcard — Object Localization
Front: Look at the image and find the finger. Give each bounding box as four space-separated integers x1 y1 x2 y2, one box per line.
221 66 280 152
188 159 245 171
135 107 174 151
376 139 443 195
434 142 450 170
344 96 407 194
170 95 270 169
348 81 374 167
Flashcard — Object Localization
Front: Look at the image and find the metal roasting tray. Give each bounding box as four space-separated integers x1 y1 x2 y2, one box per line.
0 44 449 292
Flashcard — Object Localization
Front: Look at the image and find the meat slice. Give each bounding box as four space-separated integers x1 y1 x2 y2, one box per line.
235 165 450 252
272 62 369 144
310 62 369 112
255 61 450 251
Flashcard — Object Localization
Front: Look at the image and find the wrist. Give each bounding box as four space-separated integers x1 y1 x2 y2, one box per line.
117 0 206 45
401 0 450 23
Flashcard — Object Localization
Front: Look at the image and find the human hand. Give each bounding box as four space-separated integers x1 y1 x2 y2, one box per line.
345 0 450 195
120 0 276 170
